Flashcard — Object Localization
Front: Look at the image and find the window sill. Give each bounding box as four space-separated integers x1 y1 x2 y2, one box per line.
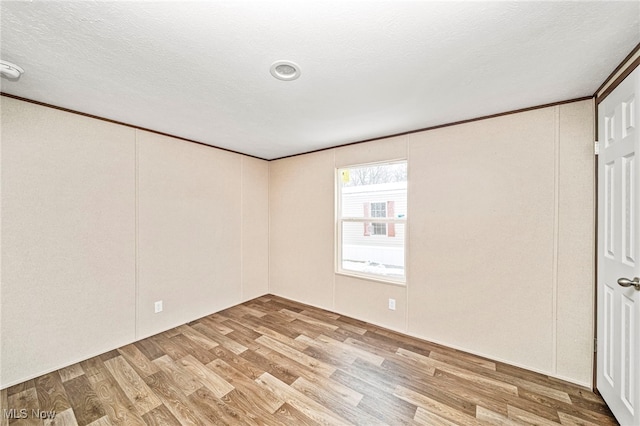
335 270 406 287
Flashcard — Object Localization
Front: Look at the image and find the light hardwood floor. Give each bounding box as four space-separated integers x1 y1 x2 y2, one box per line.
0 295 618 425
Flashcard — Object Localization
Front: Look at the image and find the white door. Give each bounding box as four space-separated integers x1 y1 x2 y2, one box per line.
597 66 640 426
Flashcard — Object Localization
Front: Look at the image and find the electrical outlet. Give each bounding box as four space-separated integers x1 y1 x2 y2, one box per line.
154 300 163 313
388 298 396 310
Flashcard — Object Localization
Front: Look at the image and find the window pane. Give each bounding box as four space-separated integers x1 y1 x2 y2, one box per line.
340 163 407 219
341 221 405 279
338 161 407 282
371 202 386 218
372 223 386 235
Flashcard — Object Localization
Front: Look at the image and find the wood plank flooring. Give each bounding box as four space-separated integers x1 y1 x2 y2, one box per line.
0 295 618 425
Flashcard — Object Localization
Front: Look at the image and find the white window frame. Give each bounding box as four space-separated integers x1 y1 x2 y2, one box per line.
335 160 407 285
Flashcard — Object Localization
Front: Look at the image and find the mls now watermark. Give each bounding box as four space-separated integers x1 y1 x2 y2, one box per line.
3 409 56 420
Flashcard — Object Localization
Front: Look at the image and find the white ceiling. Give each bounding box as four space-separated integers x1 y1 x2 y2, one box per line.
1 1 638 160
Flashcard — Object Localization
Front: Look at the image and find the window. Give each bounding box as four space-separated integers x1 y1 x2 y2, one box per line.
372 222 386 235
337 161 407 283
370 202 387 235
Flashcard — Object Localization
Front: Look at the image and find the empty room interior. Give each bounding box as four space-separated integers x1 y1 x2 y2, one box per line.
1 1 640 425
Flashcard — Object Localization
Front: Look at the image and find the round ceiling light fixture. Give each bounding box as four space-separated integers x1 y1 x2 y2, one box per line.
270 60 301 81
0 60 24 80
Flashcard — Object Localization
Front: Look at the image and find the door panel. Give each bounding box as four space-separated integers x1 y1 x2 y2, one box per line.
621 295 635 412
597 66 640 426
605 160 616 259
623 153 635 265
604 284 615 385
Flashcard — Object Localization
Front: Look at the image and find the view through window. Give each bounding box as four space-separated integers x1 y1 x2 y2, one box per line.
337 161 407 282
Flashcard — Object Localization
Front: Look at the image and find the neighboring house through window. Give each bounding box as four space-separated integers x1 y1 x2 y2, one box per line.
364 201 396 236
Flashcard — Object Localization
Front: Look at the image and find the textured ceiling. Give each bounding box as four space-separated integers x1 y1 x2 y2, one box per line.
1 1 638 160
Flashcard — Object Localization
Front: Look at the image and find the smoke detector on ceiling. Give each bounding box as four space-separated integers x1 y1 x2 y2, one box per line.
270 60 301 81
1 60 24 80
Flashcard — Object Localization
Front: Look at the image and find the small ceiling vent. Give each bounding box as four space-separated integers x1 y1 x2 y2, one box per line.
270 60 301 81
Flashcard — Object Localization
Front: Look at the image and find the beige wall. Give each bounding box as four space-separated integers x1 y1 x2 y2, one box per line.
242 156 270 302
1 95 594 388
0 97 269 388
407 108 556 372
269 150 335 309
269 100 595 386
1 98 137 387
556 100 596 383
137 131 242 339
